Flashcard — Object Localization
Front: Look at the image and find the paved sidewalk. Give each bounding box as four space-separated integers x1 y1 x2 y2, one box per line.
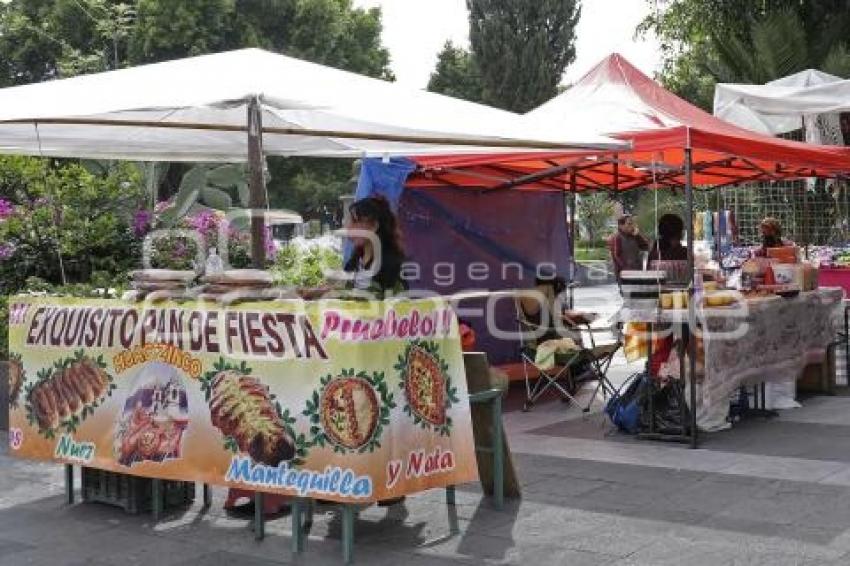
4 285 850 565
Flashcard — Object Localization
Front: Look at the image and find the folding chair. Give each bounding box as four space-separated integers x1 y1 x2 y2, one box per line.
516 299 621 413
569 313 621 411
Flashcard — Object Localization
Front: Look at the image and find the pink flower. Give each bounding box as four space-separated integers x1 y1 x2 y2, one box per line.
264 226 279 258
185 210 221 241
154 199 174 214
0 241 15 260
132 209 152 237
0 198 14 220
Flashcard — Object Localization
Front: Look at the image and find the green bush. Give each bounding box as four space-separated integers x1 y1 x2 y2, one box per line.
576 238 608 250
0 156 145 294
574 248 609 262
271 242 342 288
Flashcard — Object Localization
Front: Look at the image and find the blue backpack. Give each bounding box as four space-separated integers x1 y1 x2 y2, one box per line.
604 373 646 434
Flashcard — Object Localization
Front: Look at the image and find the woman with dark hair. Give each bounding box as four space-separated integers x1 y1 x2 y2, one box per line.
344 197 408 508
648 213 688 262
344 196 407 296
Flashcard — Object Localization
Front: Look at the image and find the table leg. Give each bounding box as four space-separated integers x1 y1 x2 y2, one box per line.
445 485 455 506
677 327 686 431
65 464 74 505
844 306 850 386
292 498 305 553
688 327 698 449
202 483 212 508
341 504 355 564
647 323 655 435
151 479 162 522
254 491 265 541
492 394 504 511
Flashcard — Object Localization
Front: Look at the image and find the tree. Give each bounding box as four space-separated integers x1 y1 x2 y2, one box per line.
0 156 145 291
0 0 394 224
710 8 850 84
467 0 581 112
639 0 850 109
577 193 615 248
633 189 685 241
427 41 484 103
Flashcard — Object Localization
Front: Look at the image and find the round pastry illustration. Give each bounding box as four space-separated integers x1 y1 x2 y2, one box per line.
304 369 394 454
395 341 459 435
114 362 189 466
201 359 298 466
320 376 379 450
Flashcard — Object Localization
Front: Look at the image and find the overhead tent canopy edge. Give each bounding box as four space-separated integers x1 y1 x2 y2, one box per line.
0 48 627 162
0 47 629 266
408 54 850 192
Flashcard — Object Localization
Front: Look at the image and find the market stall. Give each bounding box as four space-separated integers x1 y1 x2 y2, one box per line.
621 287 842 432
0 48 628 563
405 53 850 446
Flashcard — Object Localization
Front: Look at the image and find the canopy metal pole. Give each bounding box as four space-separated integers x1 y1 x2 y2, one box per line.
685 147 698 448
802 184 810 259
714 186 722 262
569 171 577 310
247 96 267 268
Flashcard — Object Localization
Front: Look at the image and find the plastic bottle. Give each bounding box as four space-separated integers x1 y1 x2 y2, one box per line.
205 247 224 275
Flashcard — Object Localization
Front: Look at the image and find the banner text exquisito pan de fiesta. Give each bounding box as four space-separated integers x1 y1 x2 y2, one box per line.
7 297 477 503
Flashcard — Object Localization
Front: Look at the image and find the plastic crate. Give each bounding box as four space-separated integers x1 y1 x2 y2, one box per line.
81 467 195 514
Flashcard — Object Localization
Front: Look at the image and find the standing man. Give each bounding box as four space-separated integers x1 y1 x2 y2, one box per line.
607 214 649 284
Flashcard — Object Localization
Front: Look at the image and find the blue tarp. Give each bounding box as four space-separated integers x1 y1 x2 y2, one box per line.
345 157 416 263
354 157 417 210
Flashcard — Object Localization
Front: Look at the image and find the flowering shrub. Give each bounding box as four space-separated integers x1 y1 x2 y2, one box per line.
0 156 144 295
135 204 277 270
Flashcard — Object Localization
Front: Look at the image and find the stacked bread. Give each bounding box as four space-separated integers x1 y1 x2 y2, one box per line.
200 269 274 300
128 270 196 299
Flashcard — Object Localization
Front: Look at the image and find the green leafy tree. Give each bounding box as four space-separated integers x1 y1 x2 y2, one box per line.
577 193 615 248
0 156 145 291
710 8 850 83
427 41 484 103
0 0 394 227
467 0 581 112
633 189 686 241
639 0 850 109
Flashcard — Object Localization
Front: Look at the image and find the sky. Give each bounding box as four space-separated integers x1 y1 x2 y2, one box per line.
352 0 661 89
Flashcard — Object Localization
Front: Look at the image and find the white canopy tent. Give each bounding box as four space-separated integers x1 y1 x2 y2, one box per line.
714 69 850 144
0 47 626 264
0 48 623 161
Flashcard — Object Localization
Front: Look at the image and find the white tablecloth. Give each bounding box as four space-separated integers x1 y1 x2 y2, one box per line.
618 288 844 431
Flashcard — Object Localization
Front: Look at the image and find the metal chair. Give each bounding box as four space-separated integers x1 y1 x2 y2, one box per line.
516 299 621 413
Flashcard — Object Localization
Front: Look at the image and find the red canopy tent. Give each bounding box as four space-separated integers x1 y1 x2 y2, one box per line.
402 55 850 447
407 53 850 192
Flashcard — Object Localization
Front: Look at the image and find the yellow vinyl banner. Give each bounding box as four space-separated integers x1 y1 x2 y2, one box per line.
7 296 478 503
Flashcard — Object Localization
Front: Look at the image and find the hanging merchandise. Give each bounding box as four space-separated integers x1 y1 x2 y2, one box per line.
717 209 728 252
726 210 738 245
694 212 704 240
703 211 713 243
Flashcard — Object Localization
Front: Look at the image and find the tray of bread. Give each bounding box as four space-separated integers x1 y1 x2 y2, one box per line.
128 270 196 299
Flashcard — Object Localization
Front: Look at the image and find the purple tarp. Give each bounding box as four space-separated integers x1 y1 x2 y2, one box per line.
399 186 572 364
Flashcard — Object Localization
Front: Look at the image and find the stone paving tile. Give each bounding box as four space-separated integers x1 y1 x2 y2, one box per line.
170 550 287 566
0 538 36 558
